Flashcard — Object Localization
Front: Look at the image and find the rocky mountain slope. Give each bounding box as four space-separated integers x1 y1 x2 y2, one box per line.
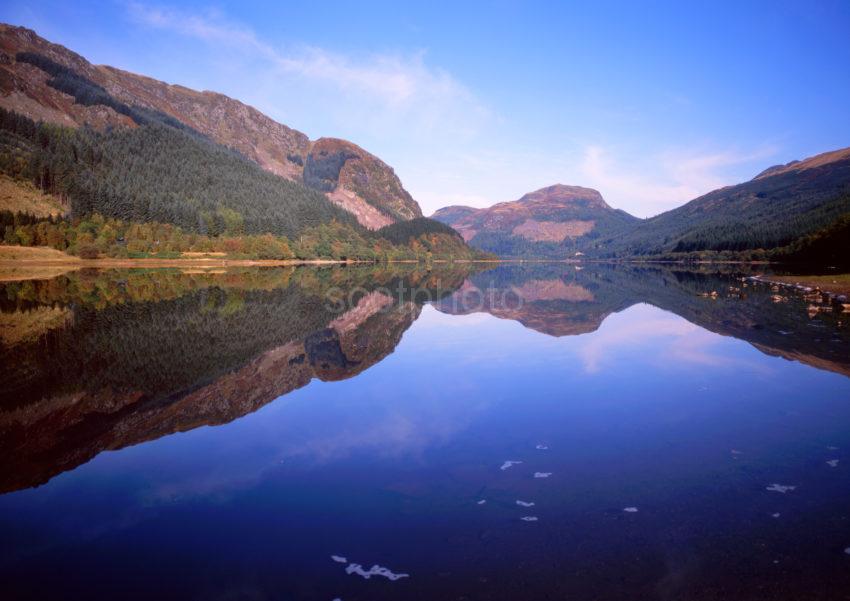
0 24 421 228
434 147 850 259
432 184 638 257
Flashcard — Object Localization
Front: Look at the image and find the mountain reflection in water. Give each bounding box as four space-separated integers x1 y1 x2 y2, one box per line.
1 263 850 600
1 264 848 493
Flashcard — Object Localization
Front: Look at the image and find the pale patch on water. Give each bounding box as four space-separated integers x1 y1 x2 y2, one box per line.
516 500 535 507
345 563 409 581
535 444 549 450
766 484 796 493
534 472 552 478
520 516 538 522
730 449 743 455
331 555 348 563
500 460 522 471
827 446 839 451
771 513 781 518
623 507 639 513
477 499 487 505
827 459 839 467
845 547 850 556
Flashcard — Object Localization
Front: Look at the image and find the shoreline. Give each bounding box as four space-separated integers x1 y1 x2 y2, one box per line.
748 274 850 298
0 246 847 285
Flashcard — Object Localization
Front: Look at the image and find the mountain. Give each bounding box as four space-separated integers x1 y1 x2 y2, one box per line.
594 146 850 257
0 24 421 228
431 184 639 258
433 147 850 260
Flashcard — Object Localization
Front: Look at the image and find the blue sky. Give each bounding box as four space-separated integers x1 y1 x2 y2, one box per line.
2 1 849 217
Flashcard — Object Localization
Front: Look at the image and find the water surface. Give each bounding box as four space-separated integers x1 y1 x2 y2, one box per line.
1 264 849 600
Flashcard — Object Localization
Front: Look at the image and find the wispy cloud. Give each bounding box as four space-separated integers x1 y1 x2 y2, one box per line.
128 4 268 52
578 143 780 217
126 2 490 136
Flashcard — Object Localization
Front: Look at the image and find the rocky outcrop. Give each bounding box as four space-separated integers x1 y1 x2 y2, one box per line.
0 23 421 228
304 138 421 228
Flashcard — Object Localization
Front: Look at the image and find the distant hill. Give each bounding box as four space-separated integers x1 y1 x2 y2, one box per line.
431 184 639 258
0 24 421 228
593 146 850 258
433 149 850 260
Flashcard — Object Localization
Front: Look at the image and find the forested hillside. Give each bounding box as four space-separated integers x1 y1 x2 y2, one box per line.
0 107 357 238
584 148 850 258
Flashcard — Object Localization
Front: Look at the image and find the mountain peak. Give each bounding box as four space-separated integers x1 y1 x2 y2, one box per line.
517 184 609 209
431 183 634 247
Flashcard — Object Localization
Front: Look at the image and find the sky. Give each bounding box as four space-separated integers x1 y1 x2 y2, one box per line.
2 1 849 218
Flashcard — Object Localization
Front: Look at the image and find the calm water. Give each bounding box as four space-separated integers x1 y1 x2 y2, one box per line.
1 264 850 600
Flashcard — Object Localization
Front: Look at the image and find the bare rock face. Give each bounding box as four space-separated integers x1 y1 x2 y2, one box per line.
304 138 422 227
0 23 422 227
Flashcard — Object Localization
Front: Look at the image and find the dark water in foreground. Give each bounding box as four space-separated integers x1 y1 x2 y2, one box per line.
1 263 850 600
